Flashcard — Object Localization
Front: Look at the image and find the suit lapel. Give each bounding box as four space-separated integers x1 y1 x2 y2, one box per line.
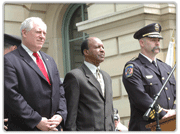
100 71 108 100
82 64 104 99
18 46 48 83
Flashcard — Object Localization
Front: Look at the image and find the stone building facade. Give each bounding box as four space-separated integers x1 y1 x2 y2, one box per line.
4 3 176 127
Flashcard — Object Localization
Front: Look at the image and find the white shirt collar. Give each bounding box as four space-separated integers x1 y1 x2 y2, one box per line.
140 53 157 66
21 44 41 58
84 61 100 76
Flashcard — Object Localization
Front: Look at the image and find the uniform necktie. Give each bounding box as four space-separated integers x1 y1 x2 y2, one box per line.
152 60 161 74
152 61 157 68
33 52 51 85
96 68 105 97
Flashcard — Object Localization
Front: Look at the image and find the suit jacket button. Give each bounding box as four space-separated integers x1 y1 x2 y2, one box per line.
165 87 168 90
162 77 165 80
168 97 170 100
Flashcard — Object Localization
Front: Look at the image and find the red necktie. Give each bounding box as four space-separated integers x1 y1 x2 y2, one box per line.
33 52 51 85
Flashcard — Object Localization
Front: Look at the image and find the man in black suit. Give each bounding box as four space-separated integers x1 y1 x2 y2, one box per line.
63 37 114 131
4 17 67 131
122 23 176 131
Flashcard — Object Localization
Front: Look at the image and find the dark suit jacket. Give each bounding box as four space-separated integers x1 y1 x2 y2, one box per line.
122 54 176 131
4 45 67 131
63 63 114 131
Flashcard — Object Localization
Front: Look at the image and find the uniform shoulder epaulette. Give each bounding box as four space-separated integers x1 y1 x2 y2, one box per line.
130 57 137 61
156 58 162 62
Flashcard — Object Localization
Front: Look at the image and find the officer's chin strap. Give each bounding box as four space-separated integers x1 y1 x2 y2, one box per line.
143 63 176 131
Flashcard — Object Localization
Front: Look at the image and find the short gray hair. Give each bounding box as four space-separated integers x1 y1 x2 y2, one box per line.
20 17 47 35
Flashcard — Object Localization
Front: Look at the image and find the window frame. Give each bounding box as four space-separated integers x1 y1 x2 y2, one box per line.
62 4 88 75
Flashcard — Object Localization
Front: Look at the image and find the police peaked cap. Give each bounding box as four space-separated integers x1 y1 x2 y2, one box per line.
134 23 163 40
4 33 21 47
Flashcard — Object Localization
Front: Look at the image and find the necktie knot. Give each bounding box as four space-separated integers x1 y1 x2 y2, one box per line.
96 68 100 73
152 61 156 67
33 52 39 58
96 68 101 78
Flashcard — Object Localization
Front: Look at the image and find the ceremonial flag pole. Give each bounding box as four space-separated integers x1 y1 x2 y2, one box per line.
165 29 176 67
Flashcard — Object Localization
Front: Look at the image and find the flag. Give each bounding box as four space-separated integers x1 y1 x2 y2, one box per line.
165 30 176 67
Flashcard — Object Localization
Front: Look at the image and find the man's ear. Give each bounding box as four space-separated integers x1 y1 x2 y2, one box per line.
21 29 27 37
12 45 17 51
139 39 144 48
83 49 89 56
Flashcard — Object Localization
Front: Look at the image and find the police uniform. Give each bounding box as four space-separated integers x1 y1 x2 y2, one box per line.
122 23 176 131
4 34 21 130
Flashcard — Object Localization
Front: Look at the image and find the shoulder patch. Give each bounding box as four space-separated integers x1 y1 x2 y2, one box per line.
125 64 134 78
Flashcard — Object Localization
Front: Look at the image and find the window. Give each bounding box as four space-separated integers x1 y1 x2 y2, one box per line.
62 4 88 74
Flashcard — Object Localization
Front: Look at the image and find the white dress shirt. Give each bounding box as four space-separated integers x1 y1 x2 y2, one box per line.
84 61 100 78
21 44 48 73
140 53 157 66
84 61 105 96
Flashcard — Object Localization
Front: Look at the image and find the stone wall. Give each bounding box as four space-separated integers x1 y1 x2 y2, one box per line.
77 3 176 126
4 3 176 127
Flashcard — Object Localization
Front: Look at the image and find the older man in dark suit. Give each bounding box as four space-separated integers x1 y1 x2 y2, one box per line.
4 17 67 131
63 37 114 131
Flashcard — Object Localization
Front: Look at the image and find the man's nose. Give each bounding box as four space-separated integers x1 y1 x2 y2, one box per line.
156 41 160 46
155 39 160 45
40 32 46 39
100 47 105 52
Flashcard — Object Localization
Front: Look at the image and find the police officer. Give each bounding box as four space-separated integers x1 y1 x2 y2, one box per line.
122 23 176 131
4 33 21 130
4 34 21 55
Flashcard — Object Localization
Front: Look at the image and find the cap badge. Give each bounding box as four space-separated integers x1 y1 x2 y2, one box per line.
155 23 159 32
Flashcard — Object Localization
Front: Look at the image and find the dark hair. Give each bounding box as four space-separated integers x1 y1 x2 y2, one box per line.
4 42 14 49
81 39 89 55
4 34 21 48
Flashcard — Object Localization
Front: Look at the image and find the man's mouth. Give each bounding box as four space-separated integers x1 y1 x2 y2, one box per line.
152 46 160 53
99 54 105 58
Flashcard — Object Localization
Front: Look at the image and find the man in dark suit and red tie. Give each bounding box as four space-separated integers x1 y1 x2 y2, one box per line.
63 37 114 131
4 17 67 131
